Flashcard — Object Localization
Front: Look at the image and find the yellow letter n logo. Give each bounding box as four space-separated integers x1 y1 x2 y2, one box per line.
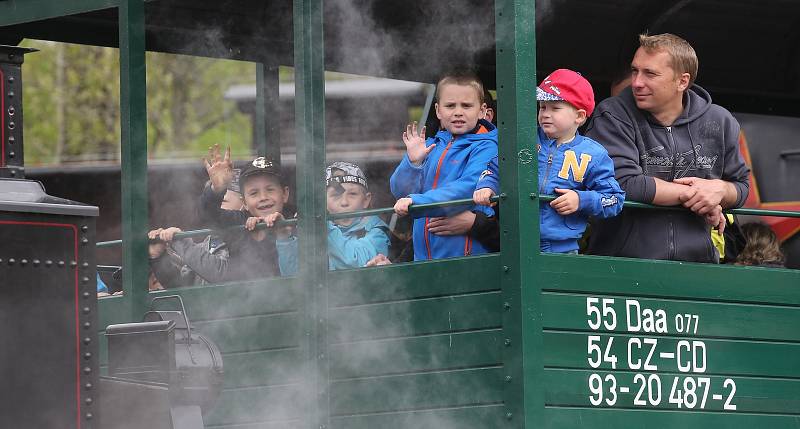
558 150 592 182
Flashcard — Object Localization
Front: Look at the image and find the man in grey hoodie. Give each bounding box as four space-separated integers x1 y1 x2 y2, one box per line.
584 33 749 263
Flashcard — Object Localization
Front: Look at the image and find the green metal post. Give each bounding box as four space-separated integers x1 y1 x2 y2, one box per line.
119 0 149 320
496 0 540 427
293 0 328 428
255 62 281 161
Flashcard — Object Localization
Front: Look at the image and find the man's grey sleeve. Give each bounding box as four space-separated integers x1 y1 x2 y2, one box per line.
585 112 657 203
721 117 750 208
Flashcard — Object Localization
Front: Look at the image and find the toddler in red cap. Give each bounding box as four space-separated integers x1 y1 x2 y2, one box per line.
474 69 626 253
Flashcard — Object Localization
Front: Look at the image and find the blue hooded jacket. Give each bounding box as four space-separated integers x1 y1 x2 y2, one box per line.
277 215 390 275
477 127 625 253
390 119 498 260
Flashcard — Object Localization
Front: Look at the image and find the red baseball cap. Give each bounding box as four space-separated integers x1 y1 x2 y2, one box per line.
536 69 595 117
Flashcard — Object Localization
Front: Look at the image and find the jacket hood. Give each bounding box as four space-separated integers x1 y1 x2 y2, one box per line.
619 84 712 126
434 119 498 147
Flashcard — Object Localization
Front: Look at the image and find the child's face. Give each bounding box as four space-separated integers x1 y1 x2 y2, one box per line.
242 174 289 217
326 183 371 226
537 100 586 143
435 83 487 135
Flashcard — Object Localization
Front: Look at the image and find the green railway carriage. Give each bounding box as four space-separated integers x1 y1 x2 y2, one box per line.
1 0 800 428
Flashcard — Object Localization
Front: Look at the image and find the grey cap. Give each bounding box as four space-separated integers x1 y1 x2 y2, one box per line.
325 161 368 190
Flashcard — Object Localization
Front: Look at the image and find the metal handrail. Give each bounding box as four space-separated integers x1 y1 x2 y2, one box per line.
96 193 800 248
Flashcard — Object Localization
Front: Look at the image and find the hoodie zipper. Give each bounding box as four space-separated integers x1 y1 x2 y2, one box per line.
539 145 556 194
666 127 676 260
424 136 456 259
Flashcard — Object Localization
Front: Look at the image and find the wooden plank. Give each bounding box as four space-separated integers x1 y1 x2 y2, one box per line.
543 292 800 342
539 254 800 305
222 348 304 388
544 331 800 378
194 313 300 354
328 255 500 307
544 406 800 429
330 404 505 429
149 279 299 321
329 330 503 380
203 384 303 427
545 368 800 414
330 367 503 416
328 292 501 343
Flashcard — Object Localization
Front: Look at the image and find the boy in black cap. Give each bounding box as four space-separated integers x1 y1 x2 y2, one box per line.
195 145 291 278
261 161 390 273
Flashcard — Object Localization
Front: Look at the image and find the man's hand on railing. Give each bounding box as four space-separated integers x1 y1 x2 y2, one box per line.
675 177 735 214
703 205 726 234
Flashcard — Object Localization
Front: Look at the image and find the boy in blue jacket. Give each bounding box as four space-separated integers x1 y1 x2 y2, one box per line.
475 69 625 253
390 73 498 261
263 161 390 273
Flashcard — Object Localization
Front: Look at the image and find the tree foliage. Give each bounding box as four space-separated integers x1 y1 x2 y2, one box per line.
22 40 255 165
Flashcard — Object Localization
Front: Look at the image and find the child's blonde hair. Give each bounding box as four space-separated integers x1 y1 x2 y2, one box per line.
735 222 785 267
638 33 699 86
436 72 485 103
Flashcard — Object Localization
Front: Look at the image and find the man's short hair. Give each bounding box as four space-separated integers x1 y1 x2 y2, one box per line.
436 72 485 103
638 33 699 86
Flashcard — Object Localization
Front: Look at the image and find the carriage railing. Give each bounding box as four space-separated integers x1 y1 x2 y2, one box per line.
95 194 800 249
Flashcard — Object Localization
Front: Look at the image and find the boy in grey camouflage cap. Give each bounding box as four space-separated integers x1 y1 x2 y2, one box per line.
272 161 390 274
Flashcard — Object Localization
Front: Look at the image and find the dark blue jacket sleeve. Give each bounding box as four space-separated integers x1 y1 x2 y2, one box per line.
198 182 248 227
475 157 500 194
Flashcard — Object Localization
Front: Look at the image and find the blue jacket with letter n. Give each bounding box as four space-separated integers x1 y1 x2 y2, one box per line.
390 119 498 261
477 127 625 253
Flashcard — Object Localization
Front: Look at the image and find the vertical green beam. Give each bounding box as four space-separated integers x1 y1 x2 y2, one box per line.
293 0 328 428
119 0 149 319
255 62 282 162
495 0 540 427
